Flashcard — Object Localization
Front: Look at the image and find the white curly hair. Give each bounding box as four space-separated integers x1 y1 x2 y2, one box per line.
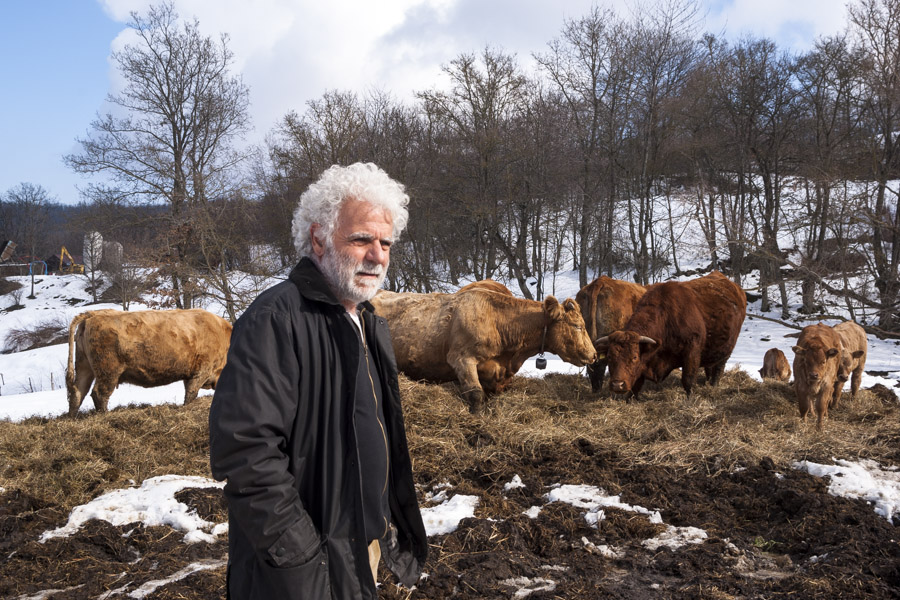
291 162 410 258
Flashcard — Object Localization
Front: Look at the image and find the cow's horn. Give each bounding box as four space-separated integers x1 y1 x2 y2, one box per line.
639 336 657 345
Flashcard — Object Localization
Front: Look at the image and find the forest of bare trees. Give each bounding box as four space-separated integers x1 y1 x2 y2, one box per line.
2 0 900 329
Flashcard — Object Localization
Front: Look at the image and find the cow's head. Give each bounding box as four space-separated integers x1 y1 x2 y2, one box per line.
594 331 659 394
792 340 839 390
543 296 597 366
835 348 865 383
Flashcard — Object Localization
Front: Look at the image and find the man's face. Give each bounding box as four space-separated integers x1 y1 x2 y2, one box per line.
311 198 394 310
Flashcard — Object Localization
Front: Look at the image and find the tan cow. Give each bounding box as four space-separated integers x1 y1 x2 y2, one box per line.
831 320 867 409
458 279 513 295
370 289 596 413
759 348 791 382
575 276 647 392
792 323 842 430
66 309 232 416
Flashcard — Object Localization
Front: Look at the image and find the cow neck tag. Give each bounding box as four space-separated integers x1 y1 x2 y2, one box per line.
536 323 548 370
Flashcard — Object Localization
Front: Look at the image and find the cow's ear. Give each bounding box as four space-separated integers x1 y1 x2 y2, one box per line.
826 348 839 358
543 296 563 319
792 346 803 355
563 298 579 312
852 350 865 358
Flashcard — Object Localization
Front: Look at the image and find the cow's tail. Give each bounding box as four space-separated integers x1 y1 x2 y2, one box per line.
66 312 93 391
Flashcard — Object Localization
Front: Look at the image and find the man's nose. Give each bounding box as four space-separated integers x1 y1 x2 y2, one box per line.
367 242 389 265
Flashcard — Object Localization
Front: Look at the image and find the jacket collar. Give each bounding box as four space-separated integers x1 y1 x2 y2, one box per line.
288 256 377 314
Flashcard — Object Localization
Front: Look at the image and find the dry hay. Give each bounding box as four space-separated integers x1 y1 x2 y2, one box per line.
0 399 214 511
402 367 900 485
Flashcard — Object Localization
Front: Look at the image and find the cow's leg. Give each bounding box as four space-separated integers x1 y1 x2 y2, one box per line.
68 353 95 417
478 361 511 394
705 359 727 387
850 367 863 399
183 376 203 405
587 359 607 393
797 390 810 422
815 391 828 431
830 380 844 410
681 354 702 397
450 356 486 414
90 376 116 413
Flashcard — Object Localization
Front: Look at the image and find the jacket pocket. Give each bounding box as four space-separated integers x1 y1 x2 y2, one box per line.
252 550 331 599
266 516 321 567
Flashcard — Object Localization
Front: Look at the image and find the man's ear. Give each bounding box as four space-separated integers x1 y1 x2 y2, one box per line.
310 224 326 258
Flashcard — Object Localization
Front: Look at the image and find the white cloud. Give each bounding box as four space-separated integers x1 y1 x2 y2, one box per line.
706 0 847 51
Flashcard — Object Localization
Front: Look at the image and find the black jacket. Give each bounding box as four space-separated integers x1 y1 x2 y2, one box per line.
209 258 427 599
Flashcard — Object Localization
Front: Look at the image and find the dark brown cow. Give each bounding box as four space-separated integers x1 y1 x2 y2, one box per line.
792 323 843 430
594 271 747 398
575 276 647 392
66 309 232 416
370 289 596 413
831 320 867 409
759 348 791 382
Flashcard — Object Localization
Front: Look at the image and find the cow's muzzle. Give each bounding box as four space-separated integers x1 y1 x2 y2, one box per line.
610 380 628 394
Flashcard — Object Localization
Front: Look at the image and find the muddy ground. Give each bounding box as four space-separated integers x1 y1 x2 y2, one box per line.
1 373 899 599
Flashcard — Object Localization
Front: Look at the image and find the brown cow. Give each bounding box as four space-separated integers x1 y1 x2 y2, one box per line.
792 323 843 430
66 309 232 416
575 276 647 392
831 320 868 409
759 348 791 382
370 289 596 413
458 279 513 295
594 271 746 398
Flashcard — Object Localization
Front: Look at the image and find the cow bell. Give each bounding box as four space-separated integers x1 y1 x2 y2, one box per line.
535 354 547 370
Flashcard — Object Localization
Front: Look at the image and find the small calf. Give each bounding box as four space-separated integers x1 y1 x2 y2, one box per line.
759 348 791 382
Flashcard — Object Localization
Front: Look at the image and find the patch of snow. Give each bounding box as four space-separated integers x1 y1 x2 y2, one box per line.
794 459 900 523
523 506 542 519
504 474 526 493
39 475 224 543
544 483 662 527
642 525 708 551
420 494 479 536
500 576 557 598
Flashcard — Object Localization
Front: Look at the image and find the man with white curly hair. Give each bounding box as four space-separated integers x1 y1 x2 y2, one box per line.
209 163 427 599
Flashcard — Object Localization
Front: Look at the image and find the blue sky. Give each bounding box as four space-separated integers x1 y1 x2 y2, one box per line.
0 0 848 206
1 1 121 204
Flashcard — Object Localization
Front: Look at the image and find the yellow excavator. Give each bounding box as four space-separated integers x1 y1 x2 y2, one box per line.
60 246 84 275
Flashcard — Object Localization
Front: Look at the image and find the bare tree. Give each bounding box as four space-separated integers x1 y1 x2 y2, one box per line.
535 6 632 285
2 183 52 298
65 2 251 309
848 0 900 328
418 48 529 287
794 36 866 313
624 0 701 285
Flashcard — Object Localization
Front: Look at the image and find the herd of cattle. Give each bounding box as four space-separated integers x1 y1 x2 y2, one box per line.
63 271 870 430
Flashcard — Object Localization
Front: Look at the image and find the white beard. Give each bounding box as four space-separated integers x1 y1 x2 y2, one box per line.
318 244 386 306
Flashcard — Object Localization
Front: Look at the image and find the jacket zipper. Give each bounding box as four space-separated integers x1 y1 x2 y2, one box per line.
359 313 390 538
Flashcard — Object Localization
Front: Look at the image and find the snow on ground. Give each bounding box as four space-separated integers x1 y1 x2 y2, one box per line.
1 270 899 584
